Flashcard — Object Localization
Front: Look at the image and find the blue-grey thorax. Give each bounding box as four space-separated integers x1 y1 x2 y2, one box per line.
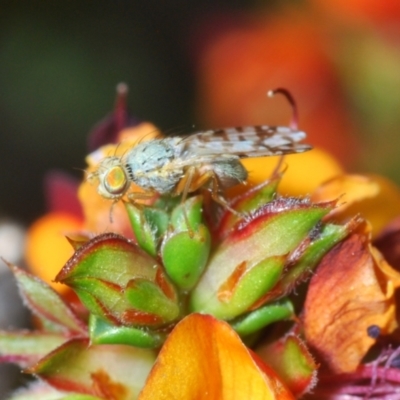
124 139 184 194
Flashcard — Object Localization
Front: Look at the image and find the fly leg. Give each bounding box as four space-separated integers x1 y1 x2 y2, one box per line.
174 166 197 236
175 168 240 217
126 190 158 203
207 173 241 216
108 190 155 223
125 190 160 241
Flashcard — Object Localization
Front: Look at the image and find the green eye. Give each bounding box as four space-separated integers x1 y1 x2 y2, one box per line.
104 166 128 195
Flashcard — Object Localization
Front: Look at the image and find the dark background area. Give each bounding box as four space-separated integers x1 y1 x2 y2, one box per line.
0 1 257 223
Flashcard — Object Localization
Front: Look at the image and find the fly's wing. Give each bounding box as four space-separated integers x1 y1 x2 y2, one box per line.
182 125 311 158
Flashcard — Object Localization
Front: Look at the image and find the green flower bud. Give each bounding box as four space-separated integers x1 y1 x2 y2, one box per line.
56 233 180 328
190 197 334 320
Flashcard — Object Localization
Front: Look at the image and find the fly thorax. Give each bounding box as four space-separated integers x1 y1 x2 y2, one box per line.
124 139 183 193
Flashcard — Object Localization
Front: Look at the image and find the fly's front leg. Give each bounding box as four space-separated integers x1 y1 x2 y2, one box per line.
107 190 156 223
126 190 158 204
176 169 240 217
125 190 160 242
125 190 158 222
174 167 197 237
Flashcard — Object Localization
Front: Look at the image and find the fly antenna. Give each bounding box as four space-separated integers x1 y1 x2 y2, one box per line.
135 128 162 145
113 140 123 157
267 88 299 130
164 124 189 137
120 146 130 161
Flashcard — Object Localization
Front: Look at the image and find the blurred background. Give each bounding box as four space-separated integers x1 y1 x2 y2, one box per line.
1 0 400 225
1 0 400 397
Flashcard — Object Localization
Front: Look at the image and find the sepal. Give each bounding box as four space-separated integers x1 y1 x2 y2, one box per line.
230 298 294 337
88 314 167 348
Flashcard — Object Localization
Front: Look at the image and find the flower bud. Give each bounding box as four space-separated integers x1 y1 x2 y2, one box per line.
190 197 336 320
161 196 211 291
56 233 180 328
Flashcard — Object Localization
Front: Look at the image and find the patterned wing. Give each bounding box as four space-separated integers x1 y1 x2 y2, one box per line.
183 125 311 158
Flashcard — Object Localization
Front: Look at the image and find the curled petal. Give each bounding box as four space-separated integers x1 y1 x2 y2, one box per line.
303 225 400 373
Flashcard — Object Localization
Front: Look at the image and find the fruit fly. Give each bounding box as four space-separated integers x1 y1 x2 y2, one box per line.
90 124 311 213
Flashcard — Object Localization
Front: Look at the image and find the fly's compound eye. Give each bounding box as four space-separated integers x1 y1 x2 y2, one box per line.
103 165 129 195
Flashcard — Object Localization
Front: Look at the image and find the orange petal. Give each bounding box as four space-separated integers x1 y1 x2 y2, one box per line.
312 174 400 237
78 177 133 237
227 148 343 198
303 227 400 373
139 313 294 400
25 212 83 293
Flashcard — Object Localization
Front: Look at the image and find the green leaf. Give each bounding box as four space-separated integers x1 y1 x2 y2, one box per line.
217 174 281 240
190 198 332 319
125 279 180 323
56 233 179 327
230 298 294 337
125 203 168 256
0 331 66 368
56 233 159 286
170 196 203 232
210 256 287 320
28 338 156 399
273 222 352 299
89 314 167 348
9 264 86 335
